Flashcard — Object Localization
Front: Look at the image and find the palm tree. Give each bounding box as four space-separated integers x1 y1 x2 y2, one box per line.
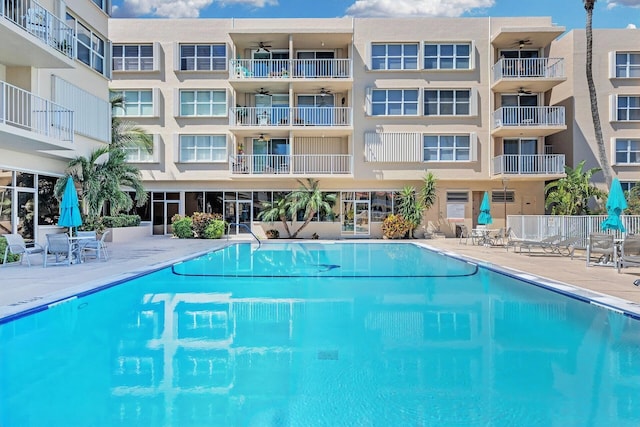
257 195 293 237
110 93 153 151
55 147 147 218
287 179 337 239
420 172 437 211
395 186 422 238
583 0 613 188
545 160 605 215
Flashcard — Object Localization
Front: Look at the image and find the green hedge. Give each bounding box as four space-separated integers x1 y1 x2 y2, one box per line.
102 214 141 228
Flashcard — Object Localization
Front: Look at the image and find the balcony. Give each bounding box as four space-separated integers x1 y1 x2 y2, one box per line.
229 59 352 80
230 154 352 176
231 106 352 127
0 80 74 152
492 106 566 137
492 154 566 178
492 58 566 93
0 0 74 67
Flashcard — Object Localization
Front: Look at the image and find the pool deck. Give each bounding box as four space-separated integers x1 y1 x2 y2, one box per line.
1 236 639 320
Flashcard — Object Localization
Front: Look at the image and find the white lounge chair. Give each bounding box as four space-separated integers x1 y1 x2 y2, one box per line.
2 233 45 267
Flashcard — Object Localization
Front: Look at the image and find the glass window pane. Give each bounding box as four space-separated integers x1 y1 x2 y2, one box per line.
372 44 386 56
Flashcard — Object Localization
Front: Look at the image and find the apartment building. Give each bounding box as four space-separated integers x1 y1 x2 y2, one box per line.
1 0 112 243
548 28 640 194
108 17 584 239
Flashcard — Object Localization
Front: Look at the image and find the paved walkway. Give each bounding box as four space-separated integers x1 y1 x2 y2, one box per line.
2 236 640 320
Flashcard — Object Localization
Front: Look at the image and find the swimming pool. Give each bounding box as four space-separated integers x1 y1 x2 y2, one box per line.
1 242 639 426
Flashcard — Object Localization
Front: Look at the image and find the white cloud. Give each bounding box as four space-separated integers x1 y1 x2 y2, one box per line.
113 0 277 18
345 0 495 18
627 23 638 28
606 0 640 9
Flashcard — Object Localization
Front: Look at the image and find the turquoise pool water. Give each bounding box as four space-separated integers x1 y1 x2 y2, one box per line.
1 242 639 426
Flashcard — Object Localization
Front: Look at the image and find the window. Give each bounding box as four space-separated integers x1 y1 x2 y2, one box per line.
66 14 106 75
621 181 640 193
112 90 154 117
113 44 154 71
179 135 227 162
447 191 469 202
180 90 226 117
492 191 515 203
123 144 154 163
371 89 418 116
424 89 470 116
424 43 471 70
371 43 419 70
423 135 470 161
180 44 226 71
615 139 640 164
616 52 640 78
617 96 640 121
371 191 394 222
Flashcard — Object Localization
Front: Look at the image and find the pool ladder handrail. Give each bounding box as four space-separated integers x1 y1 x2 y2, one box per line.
226 223 262 249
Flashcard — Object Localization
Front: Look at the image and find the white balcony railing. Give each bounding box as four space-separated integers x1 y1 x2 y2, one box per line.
493 106 565 128
1 0 74 58
230 59 352 79
492 154 565 175
0 80 74 142
230 154 352 175
231 106 352 127
492 58 565 82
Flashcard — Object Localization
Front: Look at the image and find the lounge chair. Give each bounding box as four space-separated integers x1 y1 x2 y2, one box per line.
459 225 471 244
81 230 110 261
512 234 562 254
586 233 615 267
617 234 640 273
44 233 79 267
2 233 45 267
545 236 580 258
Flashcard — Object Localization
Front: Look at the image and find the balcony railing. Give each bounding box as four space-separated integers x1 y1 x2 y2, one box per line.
493 106 565 128
0 80 74 142
230 59 352 79
1 0 74 58
492 154 565 175
231 106 352 127
230 154 352 175
492 58 565 82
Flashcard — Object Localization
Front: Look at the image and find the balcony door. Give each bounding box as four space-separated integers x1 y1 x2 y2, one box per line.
499 50 540 77
501 94 538 125
252 138 290 173
297 94 334 125
297 51 335 77
504 138 537 173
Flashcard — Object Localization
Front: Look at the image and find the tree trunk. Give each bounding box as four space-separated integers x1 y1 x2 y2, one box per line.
279 214 292 237
290 210 316 239
585 2 613 188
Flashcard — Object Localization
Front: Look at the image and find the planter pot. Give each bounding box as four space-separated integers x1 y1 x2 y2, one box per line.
105 223 151 243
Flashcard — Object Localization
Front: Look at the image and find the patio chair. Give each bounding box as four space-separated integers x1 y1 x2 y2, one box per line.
586 233 615 267
617 234 640 273
458 225 471 245
81 230 110 261
2 233 45 267
44 233 79 267
545 236 580 258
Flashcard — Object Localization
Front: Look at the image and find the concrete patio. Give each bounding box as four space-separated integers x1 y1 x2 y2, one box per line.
1 236 639 320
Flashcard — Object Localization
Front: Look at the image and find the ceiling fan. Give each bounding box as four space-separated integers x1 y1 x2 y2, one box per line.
319 88 332 96
515 39 533 49
252 41 272 52
256 87 271 96
517 87 532 95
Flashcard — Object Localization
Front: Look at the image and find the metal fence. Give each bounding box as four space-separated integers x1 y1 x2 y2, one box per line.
507 215 640 249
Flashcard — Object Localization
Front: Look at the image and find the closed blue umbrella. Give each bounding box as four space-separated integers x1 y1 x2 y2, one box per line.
478 191 493 225
601 178 627 232
58 177 82 234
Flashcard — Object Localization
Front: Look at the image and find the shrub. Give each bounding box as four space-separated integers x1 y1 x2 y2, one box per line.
0 236 20 264
102 214 141 228
381 214 411 239
203 219 226 239
79 215 106 234
191 212 223 238
172 216 194 238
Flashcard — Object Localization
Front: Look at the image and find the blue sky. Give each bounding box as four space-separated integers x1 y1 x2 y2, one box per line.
112 0 640 30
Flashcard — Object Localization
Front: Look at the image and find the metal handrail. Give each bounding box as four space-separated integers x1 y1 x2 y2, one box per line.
226 223 261 248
